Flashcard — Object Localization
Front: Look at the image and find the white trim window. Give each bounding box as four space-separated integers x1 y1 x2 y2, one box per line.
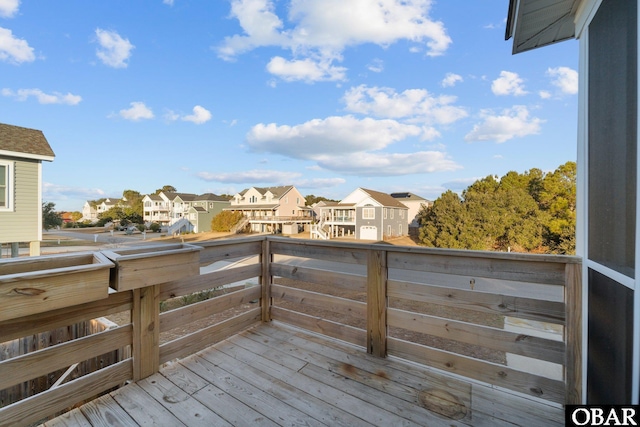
0 161 13 211
362 207 375 219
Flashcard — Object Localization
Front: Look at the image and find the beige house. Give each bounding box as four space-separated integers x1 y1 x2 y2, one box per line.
390 192 431 230
227 186 312 234
0 123 55 257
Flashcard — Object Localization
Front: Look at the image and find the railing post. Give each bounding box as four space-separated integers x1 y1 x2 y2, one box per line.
367 249 387 357
132 284 160 381
261 238 272 323
565 262 582 404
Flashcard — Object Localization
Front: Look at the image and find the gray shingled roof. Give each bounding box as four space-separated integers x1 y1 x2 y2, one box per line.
0 123 55 160
238 186 293 198
361 188 408 209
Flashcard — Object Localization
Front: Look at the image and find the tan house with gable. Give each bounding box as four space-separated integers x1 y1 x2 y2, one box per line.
227 185 312 234
0 123 55 257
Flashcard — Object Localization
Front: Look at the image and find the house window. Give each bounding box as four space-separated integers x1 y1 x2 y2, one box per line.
390 209 394 219
0 161 13 210
384 209 387 219
362 207 375 219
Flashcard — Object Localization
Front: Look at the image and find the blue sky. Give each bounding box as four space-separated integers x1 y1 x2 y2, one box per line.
1 0 578 212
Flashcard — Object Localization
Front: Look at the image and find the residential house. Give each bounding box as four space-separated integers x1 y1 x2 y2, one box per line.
81 197 129 222
226 186 312 234
143 191 230 233
163 192 197 225
142 193 171 226
390 192 431 231
313 188 409 241
81 201 98 222
508 0 637 404
184 193 230 233
0 123 55 257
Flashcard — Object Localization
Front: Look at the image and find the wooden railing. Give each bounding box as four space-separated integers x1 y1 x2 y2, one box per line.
0 236 581 426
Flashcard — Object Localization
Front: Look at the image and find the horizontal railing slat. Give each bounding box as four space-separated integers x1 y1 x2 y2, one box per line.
194 238 263 265
159 308 261 364
160 286 261 333
0 325 132 390
388 279 566 324
271 263 366 292
387 337 565 404
272 283 367 319
387 251 569 286
0 359 133 427
269 240 368 265
271 306 366 348
159 264 261 300
388 308 565 364
0 291 132 343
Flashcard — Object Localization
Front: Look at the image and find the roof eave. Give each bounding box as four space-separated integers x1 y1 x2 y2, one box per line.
0 149 55 162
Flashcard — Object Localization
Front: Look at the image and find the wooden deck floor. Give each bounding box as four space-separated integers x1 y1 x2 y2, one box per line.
41 323 564 427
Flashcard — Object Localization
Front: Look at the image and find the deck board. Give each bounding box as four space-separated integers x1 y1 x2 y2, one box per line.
39 322 564 426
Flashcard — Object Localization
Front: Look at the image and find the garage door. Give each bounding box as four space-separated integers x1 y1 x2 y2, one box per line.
360 226 377 240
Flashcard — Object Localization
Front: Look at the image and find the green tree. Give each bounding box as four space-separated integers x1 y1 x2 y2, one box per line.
70 211 83 222
418 190 469 249
539 161 576 253
305 194 338 205
418 162 576 254
211 211 245 232
42 202 62 230
155 185 177 194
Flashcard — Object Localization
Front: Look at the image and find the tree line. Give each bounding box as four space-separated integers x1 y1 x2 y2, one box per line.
417 161 576 254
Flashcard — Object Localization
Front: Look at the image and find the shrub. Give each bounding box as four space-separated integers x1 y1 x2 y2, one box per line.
149 222 161 232
211 211 245 232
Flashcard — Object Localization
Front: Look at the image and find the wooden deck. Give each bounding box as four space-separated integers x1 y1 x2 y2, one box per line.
41 323 564 427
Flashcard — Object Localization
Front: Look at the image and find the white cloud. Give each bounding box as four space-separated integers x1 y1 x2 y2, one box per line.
117 101 154 121
367 58 383 73
539 90 551 99
266 56 346 82
196 169 301 183
163 0 174 5
43 182 106 200
314 151 461 176
491 71 527 96
218 0 451 82
182 105 212 124
547 66 578 95
245 114 460 176
464 105 543 143
0 27 34 64
342 85 467 126
2 88 82 105
0 0 19 18
295 177 346 188
247 115 421 159
95 28 134 68
441 72 463 87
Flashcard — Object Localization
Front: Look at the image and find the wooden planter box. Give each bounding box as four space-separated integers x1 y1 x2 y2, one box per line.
0 252 114 322
103 243 202 291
